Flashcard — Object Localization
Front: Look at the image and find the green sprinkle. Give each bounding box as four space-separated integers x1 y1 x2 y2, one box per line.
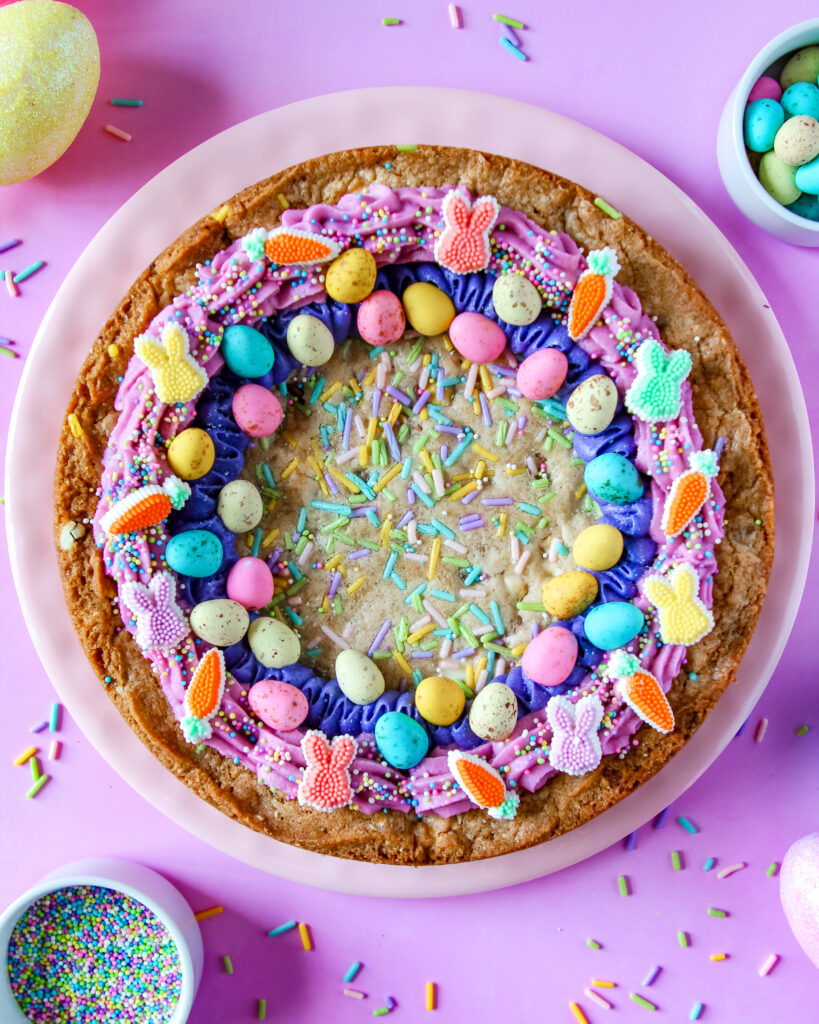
223 955 234 974
618 874 629 897
286 577 309 596
518 502 541 516
671 850 682 871
413 430 433 452
629 993 657 1011
796 724 809 736
547 427 572 449
407 337 425 364
516 601 546 612
677 815 698 834
447 616 461 638
707 908 727 918
570 457 585 467
482 641 515 657
531 478 553 489
111 97 144 106
537 491 556 503
25 775 50 799
766 862 779 878
544 435 554 452
496 421 508 446
258 998 267 1020
373 650 392 660
459 624 480 648
443 556 470 568
594 196 623 220
678 930 689 948
395 144 418 152
587 938 601 950
373 1010 389 1017
492 13 524 28
30 757 41 782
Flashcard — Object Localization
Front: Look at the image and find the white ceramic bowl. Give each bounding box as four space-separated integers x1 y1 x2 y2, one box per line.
0 858 203 1023
718 18 819 245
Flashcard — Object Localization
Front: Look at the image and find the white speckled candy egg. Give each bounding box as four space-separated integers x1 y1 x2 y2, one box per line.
492 274 542 325
468 681 518 742
521 626 578 687
217 480 264 534
357 290 406 345
325 248 377 303
248 678 309 732
335 649 386 705
774 115 819 167
415 676 465 726
190 599 250 647
566 375 618 435
247 617 301 668
516 348 569 400
572 524 624 571
167 428 215 481
541 570 599 619
286 314 335 366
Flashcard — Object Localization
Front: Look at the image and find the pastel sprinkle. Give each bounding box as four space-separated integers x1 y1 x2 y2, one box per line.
716 862 745 879
617 874 629 897
30 721 48 734
104 124 132 142
223 955 233 974
267 920 297 937
12 260 45 283
569 1004 589 1024
344 988 366 999
425 981 436 1011
449 3 462 27
14 746 37 766
0 238 21 253
382 17 401 25
49 702 61 732
754 717 768 742
677 815 698 834
594 197 623 220
591 979 616 988
758 953 779 976
702 857 716 872
585 989 612 1010
586 939 601 950
678 931 689 948
689 1003 704 1021
709 953 727 961
654 805 672 828
671 850 682 871
629 993 657 1011
492 12 524 27
299 922 312 951
707 907 728 918
6 270 20 297
796 724 809 736
25 775 49 799
258 998 267 1020
766 862 779 878
111 97 143 106
642 966 661 987
344 961 362 983
48 741 61 761
194 906 223 922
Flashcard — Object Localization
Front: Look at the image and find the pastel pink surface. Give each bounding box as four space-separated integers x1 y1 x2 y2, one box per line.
2 3 819 1022
781 833 819 967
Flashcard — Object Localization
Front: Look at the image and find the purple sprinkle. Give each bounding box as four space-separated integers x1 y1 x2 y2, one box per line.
328 572 342 598
383 421 401 461
626 831 638 851
386 385 412 405
411 651 435 659
396 510 414 529
368 620 392 657
530 622 540 637
435 424 461 435
452 647 477 659
517 415 527 432
735 716 749 737
30 721 49 734
479 392 492 427
324 471 339 496
654 804 673 829
348 548 371 560
407 488 416 505
459 514 483 525
268 546 284 567
0 239 21 254
489 364 516 377
460 517 485 530
440 444 449 462
436 368 445 402
412 390 431 414
372 389 383 417
482 497 513 506
715 435 727 459
386 997 396 1010
506 386 523 398
342 407 353 450
503 21 521 46
461 488 480 504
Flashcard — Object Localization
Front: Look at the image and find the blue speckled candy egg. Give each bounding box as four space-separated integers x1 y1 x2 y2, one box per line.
584 602 644 650
374 711 429 769
165 530 223 577
743 98 785 152
584 453 644 505
221 324 275 378
795 153 819 195
787 191 819 220
782 82 819 121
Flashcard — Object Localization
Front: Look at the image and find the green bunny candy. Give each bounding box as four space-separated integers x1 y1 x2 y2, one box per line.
625 338 692 423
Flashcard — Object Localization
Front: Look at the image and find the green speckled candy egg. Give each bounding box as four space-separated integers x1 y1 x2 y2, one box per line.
286 314 335 366
217 480 264 534
190 599 250 647
492 273 542 325
335 649 385 705
247 617 301 668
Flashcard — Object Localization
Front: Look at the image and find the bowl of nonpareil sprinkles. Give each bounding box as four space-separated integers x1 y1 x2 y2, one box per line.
0 858 203 1023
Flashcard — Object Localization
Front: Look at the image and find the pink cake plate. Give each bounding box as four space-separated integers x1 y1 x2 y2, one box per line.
6 88 812 897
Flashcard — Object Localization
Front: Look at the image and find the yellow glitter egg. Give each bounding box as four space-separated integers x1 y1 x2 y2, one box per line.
0 1 100 186
415 676 465 727
325 248 377 304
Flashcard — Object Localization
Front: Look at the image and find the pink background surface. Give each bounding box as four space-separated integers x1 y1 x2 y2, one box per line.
1 1 818 1021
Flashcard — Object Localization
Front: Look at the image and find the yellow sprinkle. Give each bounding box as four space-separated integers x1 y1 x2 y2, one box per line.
373 463 401 492
471 396 481 415
347 377 361 396
265 498 278 515
324 554 343 571
281 459 299 480
319 380 342 402
298 922 312 951
510 643 526 658
407 623 437 644
575 483 587 500
497 511 508 538
262 528 279 548
307 456 330 497
472 443 499 463
428 536 442 581
380 518 392 547
281 431 298 449
420 450 435 474
277 192 290 209
67 413 85 438
465 664 474 688
425 982 436 1011
475 656 487 677
363 367 378 387
366 418 378 445
327 466 358 492
448 481 478 501
451 472 472 482
14 746 37 766
505 466 526 475
245 534 254 549
591 979 616 989
441 333 454 352
474 459 486 480
107 343 119 358
359 445 368 467
394 650 413 676
422 353 432 365
388 401 402 427
419 406 429 421
319 596 330 613
347 577 365 595
569 1004 589 1024
194 905 224 922
710 953 727 961
479 365 493 393
211 204 230 222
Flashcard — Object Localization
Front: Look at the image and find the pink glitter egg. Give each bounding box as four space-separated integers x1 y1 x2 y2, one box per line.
781 832 819 968
226 556 274 609
232 384 282 437
357 289 406 345
516 348 569 400
521 626 578 686
448 312 507 364
747 75 783 105
248 678 309 731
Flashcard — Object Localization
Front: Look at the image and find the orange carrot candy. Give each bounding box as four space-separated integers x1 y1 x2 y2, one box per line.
263 226 341 266
99 476 190 535
181 648 227 742
661 448 720 539
447 750 520 819
607 650 675 735
567 247 621 340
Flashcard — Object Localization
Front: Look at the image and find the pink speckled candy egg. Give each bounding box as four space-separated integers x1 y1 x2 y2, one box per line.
448 312 507 364
357 289 406 345
226 556 274 609
232 384 282 437
781 832 819 968
747 75 783 105
516 348 569 400
521 625 578 687
248 678 309 731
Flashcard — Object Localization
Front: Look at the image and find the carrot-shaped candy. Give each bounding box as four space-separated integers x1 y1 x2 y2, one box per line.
264 226 341 266
608 650 675 734
447 750 519 819
662 448 720 538
100 476 190 535
567 247 621 340
181 648 226 742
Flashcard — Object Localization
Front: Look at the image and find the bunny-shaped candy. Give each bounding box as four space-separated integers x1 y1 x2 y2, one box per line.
135 322 208 405
643 562 714 646
546 694 604 777
298 730 358 811
120 570 189 652
434 190 500 274
625 337 692 423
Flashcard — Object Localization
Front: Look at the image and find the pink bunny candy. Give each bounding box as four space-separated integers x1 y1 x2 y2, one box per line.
298 730 358 811
546 693 604 777
434 190 500 274
120 571 189 652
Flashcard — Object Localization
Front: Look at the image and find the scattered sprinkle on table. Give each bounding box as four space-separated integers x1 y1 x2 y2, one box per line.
759 953 780 976
569 1003 589 1024
425 981 436 1011
382 17 401 26
30 721 48 734
709 953 727 961
193 905 223 922
49 702 61 732
707 907 728 918
6 269 20 297
257 997 267 1020
702 857 716 872
671 850 682 871
0 340 17 358
48 740 61 761
642 965 661 987
591 979 616 988
677 815 698 834
268 920 297 937
26 775 49 799
654 805 672 828
298 922 312 951
222 954 233 974
344 961 362 983
754 717 768 743
493 12 524 28
13 745 37 766
499 36 527 61
13 260 45 283
448 4 461 27
678 931 689 948
766 862 779 878
795 724 809 736
626 830 638 851
0 238 21 253
629 993 658 1011
617 874 630 896
689 1002 704 1021
586 938 601 950
585 987 613 1009
593 197 623 219
344 988 366 999
104 124 132 142
110 97 143 106
716 862 745 879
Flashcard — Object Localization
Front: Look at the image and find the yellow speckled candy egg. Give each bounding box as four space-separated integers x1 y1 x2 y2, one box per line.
167 428 215 480
325 248 377 303
492 273 542 326
0 1 100 186
542 570 598 618
572 524 624 572
415 676 465 726
402 282 456 336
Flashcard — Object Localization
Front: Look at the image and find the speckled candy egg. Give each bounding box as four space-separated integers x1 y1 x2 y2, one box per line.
521 626 578 687
190 599 249 647
232 383 283 437
401 282 456 336
357 290 406 346
795 153 819 196
781 832 819 968
325 248 377 303
584 601 644 650
375 711 429 769
774 116 819 166
781 46 819 90
0 1 100 186
566 374 618 435
221 324 275 378
247 617 301 668
167 428 215 480
217 480 264 534
541 570 599 619
165 530 223 578
787 191 819 220
226 556 274 610
286 314 335 366
743 98 785 153
492 274 542 325
469 682 518 742
415 676 465 726
759 150 802 205
572 523 624 571
335 649 385 705
584 453 644 505
449 312 507 364
516 348 569 400
248 679 309 732
782 81 819 121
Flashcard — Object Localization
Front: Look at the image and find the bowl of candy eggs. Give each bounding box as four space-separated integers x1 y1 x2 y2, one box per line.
718 18 819 245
